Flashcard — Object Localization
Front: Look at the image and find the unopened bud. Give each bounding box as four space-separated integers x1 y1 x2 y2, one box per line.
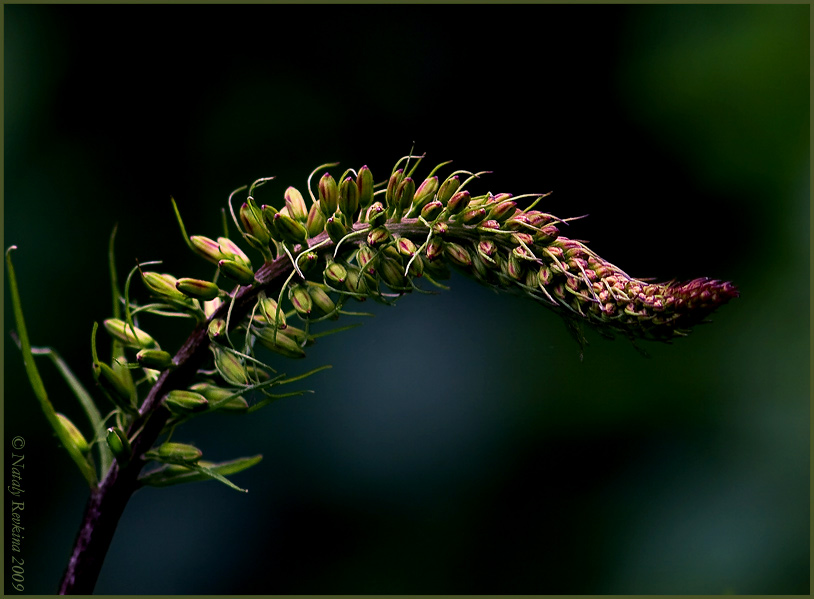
217 237 252 270
420 200 444 221
240 201 271 245
94 361 136 410
273 212 309 245
260 205 282 241
188 383 249 412
190 235 225 265
507 250 524 280
445 242 473 268
385 168 404 211
447 190 471 215
307 283 336 316
284 187 308 222
255 326 306 358
357 165 375 210
254 297 286 328
324 261 347 285
379 256 407 289
218 259 255 286
535 224 559 244
211 345 249 386
396 177 416 216
365 201 387 227
367 226 390 247
425 237 444 262
318 172 338 216
411 176 439 214
325 215 348 243
437 175 461 206
104 319 158 349
289 284 313 316
156 442 203 463
357 244 377 274
208 318 227 341
57 413 89 454
106 427 132 463
306 202 326 238
142 272 189 302
461 207 488 226
176 278 221 301
396 237 417 257
339 176 360 220
136 349 175 370
165 390 209 414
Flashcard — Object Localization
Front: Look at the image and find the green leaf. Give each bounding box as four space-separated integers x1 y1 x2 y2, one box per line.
6 247 97 487
138 455 263 492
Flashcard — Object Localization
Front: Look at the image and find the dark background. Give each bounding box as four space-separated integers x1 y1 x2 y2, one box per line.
4 4 809 594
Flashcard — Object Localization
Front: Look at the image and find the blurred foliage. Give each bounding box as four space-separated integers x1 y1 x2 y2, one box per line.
4 4 808 594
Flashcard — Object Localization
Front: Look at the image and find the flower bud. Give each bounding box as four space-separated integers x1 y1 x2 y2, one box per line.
507 250 524 280
211 345 249 386
142 272 189 302
420 200 444 221
218 259 255 286
477 240 500 269
306 201 326 238
289 284 313 316
425 237 444 262
437 175 461 206
188 383 249 412
307 283 336 316
379 256 407 289
324 260 347 285
284 187 308 222
273 212 308 245
365 201 387 227
57 413 89 454
104 319 158 349
217 237 252 270
357 165 375 210
156 442 203 463
136 349 175 370
93 361 136 410
176 278 221 301
411 176 439 214
431 221 448 236
318 172 338 217
367 226 390 247
253 297 286 328
255 326 306 359
447 190 471 215
385 168 404 211
344 267 367 297
325 215 348 243
537 266 553 288
396 237 417 258
190 235 225 265
395 177 416 216
208 318 227 341
535 224 559 244
260 205 283 241
338 176 360 220
239 201 271 246
357 244 377 274
461 207 488 226
106 427 132 463
444 242 472 268
165 389 209 414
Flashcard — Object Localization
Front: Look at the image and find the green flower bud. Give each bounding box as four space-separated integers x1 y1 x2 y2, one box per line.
106 427 132 463
357 165 375 210
344 266 367 298
338 176 360 221
395 176 416 217
488 200 518 224
318 172 338 217
535 223 559 244
365 202 387 227
136 349 175 370
385 168 404 211
273 212 309 245
211 345 249 386
306 201 327 238
288 284 313 316
357 244 377 274
505 213 531 232
253 297 286 328
425 237 444 262
325 215 348 243
447 190 471 215
324 260 347 285
420 200 444 221
141 272 189 302
307 283 336 316
461 207 488 226
507 250 525 281
396 237 417 257
165 390 209 414
477 239 500 269
480 219 501 230
188 383 249 412
239 201 271 246
367 226 390 247
284 187 308 222
217 237 252 270
437 175 461 205
208 318 227 341
56 413 89 454
104 318 158 349
218 259 256 286
93 359 131 401
176 278 221 301
411 176 439 213
255 326 306 359
299 251 319 274
190 235 225 265
431 221 448 236
379 256 407 289
444 242 473 268
260 205 283 242
156 442 202 463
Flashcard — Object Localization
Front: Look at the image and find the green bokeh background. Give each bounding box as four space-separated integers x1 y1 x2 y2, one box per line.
4 5 808 594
